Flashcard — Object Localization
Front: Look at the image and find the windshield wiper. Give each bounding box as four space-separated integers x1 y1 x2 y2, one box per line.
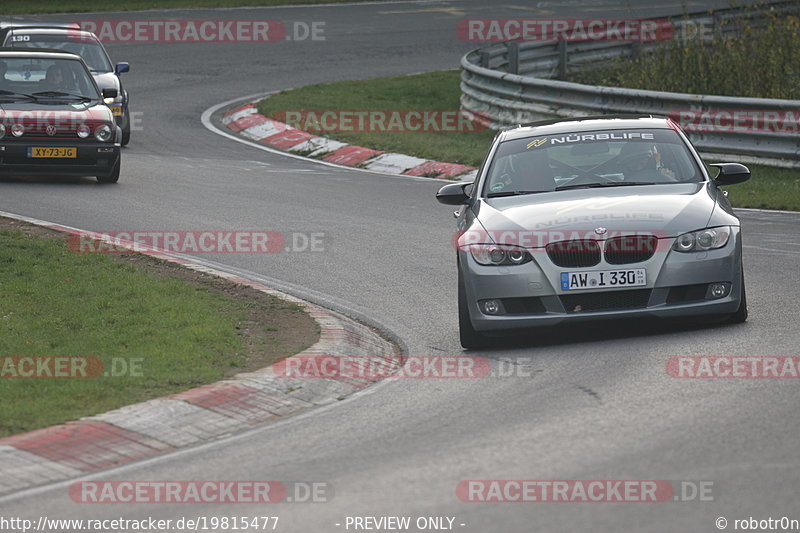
486 190 548 198
31 91 93 102
555 181 654 191
0 90 36 100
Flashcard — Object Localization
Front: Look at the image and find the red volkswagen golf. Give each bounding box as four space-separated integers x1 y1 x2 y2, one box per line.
0 48 121 183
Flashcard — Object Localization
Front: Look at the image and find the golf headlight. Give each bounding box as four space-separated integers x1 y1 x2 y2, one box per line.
468 244 532 266
0 124 5 139
77 124 91 138
673 227 731 252
94 124 113 142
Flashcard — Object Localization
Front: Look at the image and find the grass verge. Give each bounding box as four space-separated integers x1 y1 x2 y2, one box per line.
257 70 496 168
2 0 378 15
0 217 319 437
257 70 800 210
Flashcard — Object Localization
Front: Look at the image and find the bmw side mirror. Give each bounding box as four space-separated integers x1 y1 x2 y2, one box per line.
114 62 129 75
101 87 118 99
710 163 750 186
436 182 471 205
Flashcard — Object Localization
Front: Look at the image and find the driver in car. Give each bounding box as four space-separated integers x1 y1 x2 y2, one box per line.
41 64 71 91
618 141 677 181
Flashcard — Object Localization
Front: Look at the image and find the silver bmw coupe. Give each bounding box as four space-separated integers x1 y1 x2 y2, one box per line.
436 115 750 349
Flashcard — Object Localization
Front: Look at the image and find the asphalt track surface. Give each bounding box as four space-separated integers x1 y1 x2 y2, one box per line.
1 1 799 531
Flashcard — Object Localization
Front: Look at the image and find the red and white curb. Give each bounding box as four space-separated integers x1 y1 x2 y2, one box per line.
0 211 400 496
221 103 478 181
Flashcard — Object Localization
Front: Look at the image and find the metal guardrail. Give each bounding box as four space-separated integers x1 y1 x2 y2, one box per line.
460 3 800 167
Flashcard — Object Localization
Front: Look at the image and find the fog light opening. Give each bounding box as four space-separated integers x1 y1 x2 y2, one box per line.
707 282 730 300
481 299 504 315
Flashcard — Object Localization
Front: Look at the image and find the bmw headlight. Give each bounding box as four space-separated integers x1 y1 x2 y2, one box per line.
467 244 532 266
673 227 731 252
94 124 113 142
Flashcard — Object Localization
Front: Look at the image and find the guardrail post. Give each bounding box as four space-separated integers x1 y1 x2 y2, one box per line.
479 50 491 68
713 11 722 39
558 41 567 78
507 42 520 74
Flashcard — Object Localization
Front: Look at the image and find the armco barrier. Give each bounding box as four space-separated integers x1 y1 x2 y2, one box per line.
460 2 800 167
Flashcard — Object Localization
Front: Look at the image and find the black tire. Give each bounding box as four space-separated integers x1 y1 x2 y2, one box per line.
120 108 131 146
97 158 120 184
458 265 490 350
727 271 748 324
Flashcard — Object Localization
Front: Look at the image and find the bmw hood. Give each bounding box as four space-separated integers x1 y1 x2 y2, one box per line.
476 183 720 245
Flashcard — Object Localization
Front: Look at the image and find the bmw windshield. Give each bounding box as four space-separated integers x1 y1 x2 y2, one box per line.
484 128 704 197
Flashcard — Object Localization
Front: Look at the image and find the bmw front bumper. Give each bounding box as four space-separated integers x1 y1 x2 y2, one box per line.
460 228 744 332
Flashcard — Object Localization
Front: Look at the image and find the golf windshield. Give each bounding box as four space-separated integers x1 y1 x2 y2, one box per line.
0 57 100 100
